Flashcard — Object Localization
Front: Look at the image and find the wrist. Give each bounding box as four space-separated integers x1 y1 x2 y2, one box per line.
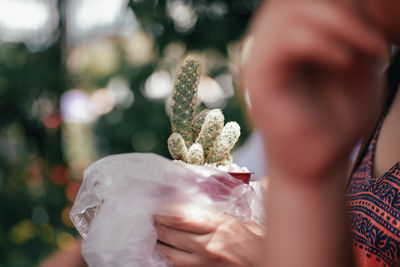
265 157 350 267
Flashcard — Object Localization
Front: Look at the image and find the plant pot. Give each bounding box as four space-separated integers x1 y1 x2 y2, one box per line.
228 172 254 184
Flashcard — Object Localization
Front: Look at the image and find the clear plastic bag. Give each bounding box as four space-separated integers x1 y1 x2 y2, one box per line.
70 153 264 267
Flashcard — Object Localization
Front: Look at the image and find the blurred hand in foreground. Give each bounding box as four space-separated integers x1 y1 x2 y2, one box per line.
154 214 264 267
39 239 87 267
242 0 387 180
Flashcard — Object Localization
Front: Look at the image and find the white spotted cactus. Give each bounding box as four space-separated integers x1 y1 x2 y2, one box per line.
207 122 241 165
167 56 241 166
192 109 210 136
167 133 188 162
195 109 224 157
188 143 204 165
170 56 201 147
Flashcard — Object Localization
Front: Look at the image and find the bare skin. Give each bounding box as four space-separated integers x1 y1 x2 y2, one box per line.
39 239 87 267
374 87 400 178
154 214 264 267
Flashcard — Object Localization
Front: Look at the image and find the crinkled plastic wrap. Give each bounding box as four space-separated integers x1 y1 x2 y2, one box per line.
70 153 264 267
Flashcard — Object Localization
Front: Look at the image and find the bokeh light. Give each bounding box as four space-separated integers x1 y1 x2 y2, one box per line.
66 40 119 76
32 206 50 225
198 76 226 108
50 165 69 186
123 31 155 65
143 70 173 100
38 224 56 243
9 220 36 245
61 206 74 227
107 77 135 109
0 0 59 50
61 90 95 123
167 0 198 33
56 232 75 251
91 89 115 116
66 0 137 43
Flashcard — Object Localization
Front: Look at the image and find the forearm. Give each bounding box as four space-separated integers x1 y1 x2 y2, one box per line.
40 239 87 267
263 160 353 267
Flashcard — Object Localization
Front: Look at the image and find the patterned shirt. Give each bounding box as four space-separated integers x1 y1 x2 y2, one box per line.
347 120 400 266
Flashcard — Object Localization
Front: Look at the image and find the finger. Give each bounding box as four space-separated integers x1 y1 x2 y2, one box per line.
153 215 217 234
244 220 265 236
155 224 203 252
298 3 386 59
155 243 198 267
278 25 353 69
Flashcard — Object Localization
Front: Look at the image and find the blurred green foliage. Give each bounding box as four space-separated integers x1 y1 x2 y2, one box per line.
0 0 258 266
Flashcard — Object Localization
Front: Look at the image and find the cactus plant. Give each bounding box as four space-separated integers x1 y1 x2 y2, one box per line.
167 56 241 166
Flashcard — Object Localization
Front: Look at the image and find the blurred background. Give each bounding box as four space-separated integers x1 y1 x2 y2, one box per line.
0 0 261 265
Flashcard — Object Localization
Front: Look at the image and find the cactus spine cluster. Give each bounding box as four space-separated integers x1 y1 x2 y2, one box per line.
168 56 241 166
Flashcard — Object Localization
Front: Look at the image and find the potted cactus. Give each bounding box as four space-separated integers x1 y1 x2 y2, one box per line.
167 56 252 184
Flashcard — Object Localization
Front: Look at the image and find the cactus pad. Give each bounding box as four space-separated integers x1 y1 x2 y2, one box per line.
188 143 204 165
192 109 210 138
167 133 189 161
195 109 224 158
170 56 202 147
207 121 240 164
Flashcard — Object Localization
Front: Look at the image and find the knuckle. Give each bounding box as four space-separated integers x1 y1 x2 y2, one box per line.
218 224 232 236
204 243 238 266
196 236 210 252
200 234 227 260
219 218 237 235
204 244 222 261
